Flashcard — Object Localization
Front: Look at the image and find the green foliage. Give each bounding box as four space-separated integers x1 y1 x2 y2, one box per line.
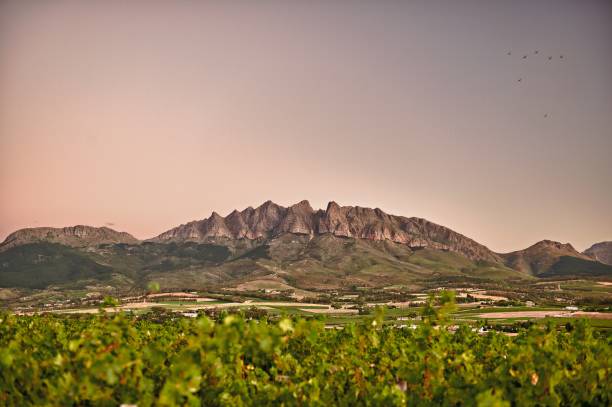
147 281 161 294
421 290 457 324
0 296 610 406
101 296 119 308
0 292 612 407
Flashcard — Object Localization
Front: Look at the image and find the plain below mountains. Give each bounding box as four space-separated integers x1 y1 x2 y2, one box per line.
0 201 610 290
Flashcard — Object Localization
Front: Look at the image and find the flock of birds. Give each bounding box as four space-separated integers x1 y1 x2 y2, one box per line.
507 49 565 118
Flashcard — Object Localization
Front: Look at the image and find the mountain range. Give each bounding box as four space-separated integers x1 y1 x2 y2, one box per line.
1 200 610 291
151 200 501 263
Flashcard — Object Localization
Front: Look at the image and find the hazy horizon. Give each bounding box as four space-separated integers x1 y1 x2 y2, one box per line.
1 0 611 252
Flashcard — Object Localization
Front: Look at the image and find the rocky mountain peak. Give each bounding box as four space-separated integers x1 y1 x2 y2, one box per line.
0 225 139 252
584 241 612 266
277 200 315 235
532 239 578 252
258 200 277 210
326 201 341 211
500 239 592 275
150 200 502 263
292 200 314 211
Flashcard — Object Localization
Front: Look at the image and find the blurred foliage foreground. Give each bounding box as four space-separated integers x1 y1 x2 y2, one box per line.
0 293 610 406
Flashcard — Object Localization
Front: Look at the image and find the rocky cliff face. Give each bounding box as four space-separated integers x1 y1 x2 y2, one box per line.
584 241 612 266
152 200 501 263
500 240 592 275
0 225 139 252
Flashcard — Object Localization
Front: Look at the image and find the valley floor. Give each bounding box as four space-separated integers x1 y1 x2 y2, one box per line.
14 294 611 335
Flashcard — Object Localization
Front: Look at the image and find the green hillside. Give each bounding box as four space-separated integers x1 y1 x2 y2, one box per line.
130 235 531 290
1 235 608 292
542 256 612 278
0 243 113 289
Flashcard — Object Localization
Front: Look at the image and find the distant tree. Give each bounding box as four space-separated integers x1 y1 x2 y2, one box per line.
101 296 118 308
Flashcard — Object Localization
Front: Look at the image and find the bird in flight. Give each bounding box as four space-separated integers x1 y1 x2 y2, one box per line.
522 55 528 59
560 55 564 59
534 50 539 54
548 56 553 60
518 78 522 82
544 114 548 118
507 51 512 56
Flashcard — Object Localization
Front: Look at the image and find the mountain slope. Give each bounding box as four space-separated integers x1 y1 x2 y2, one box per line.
0 243 114 289
501 240 612 277
144 233 529 291
0 226 139 252
152 200 502 263
584 241 612 266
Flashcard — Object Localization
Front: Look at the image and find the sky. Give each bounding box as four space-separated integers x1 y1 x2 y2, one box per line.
0 0 611 253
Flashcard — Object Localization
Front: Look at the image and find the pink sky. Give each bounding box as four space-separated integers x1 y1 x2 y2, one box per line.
1 1 611 252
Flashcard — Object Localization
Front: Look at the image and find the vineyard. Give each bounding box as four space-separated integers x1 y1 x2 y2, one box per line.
0 295 610 406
